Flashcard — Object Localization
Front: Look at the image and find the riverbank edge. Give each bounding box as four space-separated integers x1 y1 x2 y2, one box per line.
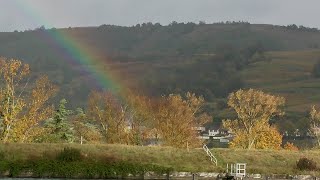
1 171 319 179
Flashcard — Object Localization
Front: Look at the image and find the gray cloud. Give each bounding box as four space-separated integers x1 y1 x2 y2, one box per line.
0 0 319 31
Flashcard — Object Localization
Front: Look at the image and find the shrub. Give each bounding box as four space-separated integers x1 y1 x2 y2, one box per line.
8 161 25 177
56 147 83 162
283 142 299 151
0 147 173 178
0 160 9 174
0 151 4 159
296 157 317 171
0 158 172 179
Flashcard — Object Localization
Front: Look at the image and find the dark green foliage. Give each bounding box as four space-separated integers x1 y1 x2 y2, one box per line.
296 157 317 171
7 160 26 177
0 145 172 178
142 51 247 100
43 99 75 143
275 112 310 136
56 147 83 162
0 160 9 175
0 155 172 178
0 150 4 159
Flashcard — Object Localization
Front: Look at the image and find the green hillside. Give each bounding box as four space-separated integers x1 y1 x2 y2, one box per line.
1 22 320 134
235 50 320 134
242 50 320 112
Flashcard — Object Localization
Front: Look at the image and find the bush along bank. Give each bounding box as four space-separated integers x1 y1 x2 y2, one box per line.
0 147 172 179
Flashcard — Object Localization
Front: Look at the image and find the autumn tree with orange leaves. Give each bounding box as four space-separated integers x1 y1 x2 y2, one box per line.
223 89 285 149
229 125 282 149
0 58 57 142
124 92 154 145
309 105 320 147
72 108 102 144
153 92 210 148
87 91 129 144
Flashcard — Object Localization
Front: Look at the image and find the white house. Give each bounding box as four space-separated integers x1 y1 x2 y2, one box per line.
198 127 234 143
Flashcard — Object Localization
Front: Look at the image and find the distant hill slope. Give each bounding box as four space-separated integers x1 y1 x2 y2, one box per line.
0 23 320 134
242 50 320 112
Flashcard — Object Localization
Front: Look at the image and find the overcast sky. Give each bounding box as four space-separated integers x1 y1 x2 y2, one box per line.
1 0 319 32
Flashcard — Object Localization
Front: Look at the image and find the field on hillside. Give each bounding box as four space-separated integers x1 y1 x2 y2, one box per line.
241 50 320 113
1 143 320 175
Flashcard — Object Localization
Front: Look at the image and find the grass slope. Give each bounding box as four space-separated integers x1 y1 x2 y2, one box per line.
1 143 320 175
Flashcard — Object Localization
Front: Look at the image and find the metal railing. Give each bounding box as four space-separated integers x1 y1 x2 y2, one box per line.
202 144 217 166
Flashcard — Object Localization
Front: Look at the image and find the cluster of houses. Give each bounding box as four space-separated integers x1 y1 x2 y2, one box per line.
197 128 311 142
195 126 234 144
283 129 311 138
196 127 315 148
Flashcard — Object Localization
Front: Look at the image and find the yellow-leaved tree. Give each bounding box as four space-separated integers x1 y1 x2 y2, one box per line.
124 92 153 145
0 58 57 142
87 91 129 144
223 89 285 149
13 76 57 142
153 92 210 148
309 105 320 147
72 108 102 144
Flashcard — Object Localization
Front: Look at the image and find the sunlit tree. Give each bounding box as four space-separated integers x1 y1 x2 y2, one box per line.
153 92 210 148
309 105 320 147
223 89 285 149
87 91 129 144
0 58 57 142
72 108 102 144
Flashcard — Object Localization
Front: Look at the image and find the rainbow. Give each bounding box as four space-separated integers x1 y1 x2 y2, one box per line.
12 1 123 94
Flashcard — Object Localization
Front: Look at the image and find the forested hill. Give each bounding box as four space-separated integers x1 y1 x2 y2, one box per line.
1 22 320 129
2 22 320 59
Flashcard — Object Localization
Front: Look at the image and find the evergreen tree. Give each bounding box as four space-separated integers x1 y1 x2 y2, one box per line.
44 99 74 143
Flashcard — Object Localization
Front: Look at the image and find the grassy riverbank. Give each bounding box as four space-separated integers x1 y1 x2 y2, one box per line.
0 143 320 176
